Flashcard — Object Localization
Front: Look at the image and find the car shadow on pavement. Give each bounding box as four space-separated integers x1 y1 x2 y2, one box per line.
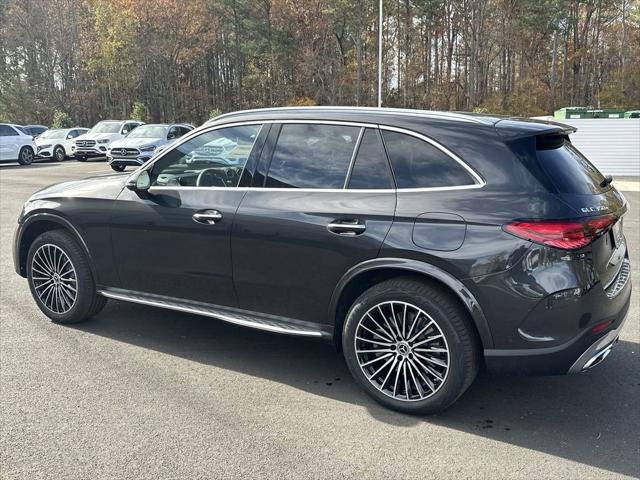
0 161 61 169
74 300 639 478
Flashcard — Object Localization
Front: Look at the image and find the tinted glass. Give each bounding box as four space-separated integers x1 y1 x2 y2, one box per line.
381 131 475 188
150 124 261 187
127 125 167 138
348 129 393 189
92 122 121 134
0 125 18 136
536 138 607 195
266 124 359 189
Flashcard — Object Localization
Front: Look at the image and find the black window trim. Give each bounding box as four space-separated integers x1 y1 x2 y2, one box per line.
144 120 485 193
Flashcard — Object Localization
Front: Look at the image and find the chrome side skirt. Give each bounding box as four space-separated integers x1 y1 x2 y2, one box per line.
98 288 327 338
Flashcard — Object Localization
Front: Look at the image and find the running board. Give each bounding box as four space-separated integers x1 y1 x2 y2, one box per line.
98 288 328 338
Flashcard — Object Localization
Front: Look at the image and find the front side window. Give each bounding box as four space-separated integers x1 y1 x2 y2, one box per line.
265 124 360 189
381 130 476 189
150 124 262 188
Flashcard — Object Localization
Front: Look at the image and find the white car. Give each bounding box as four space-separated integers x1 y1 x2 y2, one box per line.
74 120 144 161
107 123 194 171
35 127 90 161
0 123 37 165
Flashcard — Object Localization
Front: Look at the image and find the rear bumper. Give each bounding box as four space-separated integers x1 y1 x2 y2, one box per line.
484 284 630 375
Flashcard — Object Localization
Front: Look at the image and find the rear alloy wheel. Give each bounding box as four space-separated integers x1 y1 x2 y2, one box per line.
17 146 34 165
53 146 65 162
343 279 479 414
27 230 106 324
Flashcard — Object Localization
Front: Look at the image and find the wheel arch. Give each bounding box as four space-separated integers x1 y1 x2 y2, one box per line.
16 213 95 279
328 258 494 350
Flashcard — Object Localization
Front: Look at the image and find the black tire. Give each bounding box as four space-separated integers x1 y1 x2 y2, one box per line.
76 155 87 162
26 230 106 324
17 146 34 165
342 278 479 415
53 145 66 162
111 164 126 172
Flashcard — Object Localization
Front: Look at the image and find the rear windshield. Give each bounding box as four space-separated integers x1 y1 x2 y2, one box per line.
536 135 608 195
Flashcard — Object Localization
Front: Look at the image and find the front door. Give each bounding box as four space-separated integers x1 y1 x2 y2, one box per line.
109 123 266 306
232 123 396 325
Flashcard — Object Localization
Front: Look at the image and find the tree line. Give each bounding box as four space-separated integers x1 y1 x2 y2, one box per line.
1 0 638 126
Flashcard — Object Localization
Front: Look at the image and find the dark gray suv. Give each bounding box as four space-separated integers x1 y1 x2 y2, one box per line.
13 107 631 414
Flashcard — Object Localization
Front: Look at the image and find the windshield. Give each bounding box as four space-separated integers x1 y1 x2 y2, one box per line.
91 122 121 134
38 129 66 139
126 125 167 139
15 126 28 135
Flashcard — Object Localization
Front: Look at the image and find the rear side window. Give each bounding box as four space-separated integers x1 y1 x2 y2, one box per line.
0 125 17 136
536 136 607 195
381 131 476 189
266 124 359 189
348 129 394 189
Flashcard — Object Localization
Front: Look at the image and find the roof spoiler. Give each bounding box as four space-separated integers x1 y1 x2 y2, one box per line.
495 118 576 141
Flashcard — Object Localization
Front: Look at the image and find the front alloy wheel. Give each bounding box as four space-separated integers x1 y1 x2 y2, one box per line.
54 146 65 161
27 230 106 323
31 244 78 314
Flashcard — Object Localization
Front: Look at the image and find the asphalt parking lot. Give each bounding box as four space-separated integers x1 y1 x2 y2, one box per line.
0 159 638 479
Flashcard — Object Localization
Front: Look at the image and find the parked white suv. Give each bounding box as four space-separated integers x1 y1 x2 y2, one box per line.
107 123 193 171
0 123 37 165
74 120 143 161
35 127 90 161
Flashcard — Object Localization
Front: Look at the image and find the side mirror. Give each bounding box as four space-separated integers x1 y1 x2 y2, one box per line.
167 133 176 140
122 129 129 135
125 170 151 192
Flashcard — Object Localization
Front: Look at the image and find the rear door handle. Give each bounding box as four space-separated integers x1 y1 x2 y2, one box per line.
192 209 223 225
327 219 366 236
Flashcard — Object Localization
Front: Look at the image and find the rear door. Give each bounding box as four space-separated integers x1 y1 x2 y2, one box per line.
231 122 396 325
0 125 20 160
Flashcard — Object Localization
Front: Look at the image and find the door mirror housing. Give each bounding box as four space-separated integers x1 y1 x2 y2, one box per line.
125 170 151 192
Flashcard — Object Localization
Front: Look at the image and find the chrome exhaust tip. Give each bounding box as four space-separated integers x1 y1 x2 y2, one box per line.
581 344 614 371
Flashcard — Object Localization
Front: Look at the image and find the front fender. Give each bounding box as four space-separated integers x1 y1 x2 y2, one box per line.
328 257 494 348
14 211 95 279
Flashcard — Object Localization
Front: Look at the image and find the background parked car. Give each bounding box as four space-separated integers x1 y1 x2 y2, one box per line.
0 123 37 165
107 123 193 171
22 125 48 138
74 120 143 162
35 128 90 161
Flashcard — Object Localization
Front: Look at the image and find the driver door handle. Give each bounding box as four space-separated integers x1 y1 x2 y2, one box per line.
192 209 223 225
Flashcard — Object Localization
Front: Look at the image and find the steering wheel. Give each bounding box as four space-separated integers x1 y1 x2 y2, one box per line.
196 168 228 187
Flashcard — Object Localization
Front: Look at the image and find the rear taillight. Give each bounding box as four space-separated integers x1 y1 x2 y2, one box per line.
503 215 616 250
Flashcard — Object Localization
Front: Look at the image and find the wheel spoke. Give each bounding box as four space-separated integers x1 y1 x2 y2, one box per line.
412 334 443 348
355 336 393 347
369 355 396 380
407 319 435 343
359 323 394 343
378 305 401 340
364 313 395 342
406 361 425 398
360 352 393 368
